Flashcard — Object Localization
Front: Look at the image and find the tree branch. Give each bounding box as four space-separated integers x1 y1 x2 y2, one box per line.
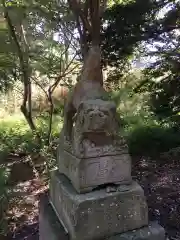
31 76 49 99
68 0 92 33
3 2 39 135
50 56 79 94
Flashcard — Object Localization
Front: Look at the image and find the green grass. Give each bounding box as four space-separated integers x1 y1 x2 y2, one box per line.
0 114 63 159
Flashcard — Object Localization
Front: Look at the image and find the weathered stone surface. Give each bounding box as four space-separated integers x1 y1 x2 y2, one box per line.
39 192 165 240
106 222 166 240
58 149 132 193
57 62 132 194
61 99 129 159
60 46 110 152
39 193 69 240
73 99 127 158
50 170 148 240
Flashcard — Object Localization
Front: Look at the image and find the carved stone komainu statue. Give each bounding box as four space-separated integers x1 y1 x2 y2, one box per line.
72 99 128 158
58 45 132 193
60 46 127 157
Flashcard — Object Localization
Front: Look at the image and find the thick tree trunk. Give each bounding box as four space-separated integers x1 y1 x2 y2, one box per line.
68 0 106 85
90 0 101 46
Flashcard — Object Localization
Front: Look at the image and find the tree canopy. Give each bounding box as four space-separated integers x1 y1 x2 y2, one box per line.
101 0 180 67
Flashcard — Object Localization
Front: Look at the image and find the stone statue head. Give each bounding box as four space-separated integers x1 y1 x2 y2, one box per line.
75 99 118 135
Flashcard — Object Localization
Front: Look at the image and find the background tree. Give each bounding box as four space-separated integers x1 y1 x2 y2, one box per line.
101 0 180 88
139 1 180 125
1 0 80 144
102 0 179 66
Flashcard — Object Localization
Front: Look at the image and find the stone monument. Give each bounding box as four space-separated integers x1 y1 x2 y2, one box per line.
39 45 166 240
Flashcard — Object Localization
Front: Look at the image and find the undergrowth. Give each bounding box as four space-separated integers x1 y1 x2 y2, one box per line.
0 114 62 236
0 114 62 158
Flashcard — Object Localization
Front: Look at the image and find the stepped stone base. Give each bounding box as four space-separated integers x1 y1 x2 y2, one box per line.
39 193 69 240
49 170 148 240
39 194 166 240
58 149 132 193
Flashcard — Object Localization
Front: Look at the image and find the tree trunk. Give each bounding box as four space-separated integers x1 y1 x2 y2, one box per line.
68 0 106 85
3 3 40 142
90 0 101 46
47 91 54 146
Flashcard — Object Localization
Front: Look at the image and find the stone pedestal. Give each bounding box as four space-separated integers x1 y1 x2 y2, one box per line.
50 171 148 240
39 193 69 240
39 94 167 240
39 194 166 240
58 149 132 193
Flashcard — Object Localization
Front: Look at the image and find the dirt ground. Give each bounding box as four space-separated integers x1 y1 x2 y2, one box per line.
2 154 180 240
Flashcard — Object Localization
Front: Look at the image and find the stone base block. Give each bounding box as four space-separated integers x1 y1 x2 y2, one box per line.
50 170 148 240
39 193 69 240
58 149 132 193
39 194 166 240
106 222 166 240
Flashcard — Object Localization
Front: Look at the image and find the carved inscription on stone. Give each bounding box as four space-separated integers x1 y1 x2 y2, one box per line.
58 149 132 193
80 154 131 187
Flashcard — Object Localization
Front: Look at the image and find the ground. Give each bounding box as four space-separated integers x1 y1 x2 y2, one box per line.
2 154 180 240
133 157 180 240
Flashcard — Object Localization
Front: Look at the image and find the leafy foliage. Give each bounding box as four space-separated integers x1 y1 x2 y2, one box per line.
141 3 180 124
0 115 62 156
102 0 153 67
128 124 180 156
101 0 179 68
0 12 18 91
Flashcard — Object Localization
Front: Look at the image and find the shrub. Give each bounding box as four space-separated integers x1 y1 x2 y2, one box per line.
108 88 180 158
0 114 62 156
127 124 180 157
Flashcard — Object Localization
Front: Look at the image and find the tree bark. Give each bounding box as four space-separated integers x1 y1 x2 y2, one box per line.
89 0 101 46
47 90 54 146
